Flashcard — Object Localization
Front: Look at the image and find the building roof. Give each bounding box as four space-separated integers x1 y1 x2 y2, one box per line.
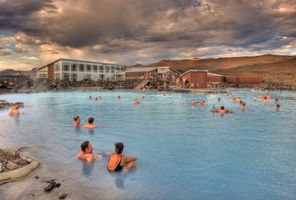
37 58 125 71
125 67 157 73
207 72 225 77
180 69 208 77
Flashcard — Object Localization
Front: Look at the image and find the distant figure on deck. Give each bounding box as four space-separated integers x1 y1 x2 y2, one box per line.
133 98 140 105
73 116 81 127
107 142 137 172
9 105 20 116
83 117 97 129
77 141 102 163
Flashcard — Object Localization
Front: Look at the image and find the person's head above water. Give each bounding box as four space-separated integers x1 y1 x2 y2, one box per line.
73 116 80 122
88 117 94 124
115 142 124 154
221 106 225 110
242 103 246 106
81 140 93 153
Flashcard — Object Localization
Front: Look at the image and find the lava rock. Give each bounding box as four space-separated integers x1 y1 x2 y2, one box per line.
15 158 28 165
44 179 61 193
6 161 18 170
0 162 3 172
58 192 67 199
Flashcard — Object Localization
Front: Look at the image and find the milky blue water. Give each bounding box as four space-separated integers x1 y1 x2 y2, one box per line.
0 90 296 200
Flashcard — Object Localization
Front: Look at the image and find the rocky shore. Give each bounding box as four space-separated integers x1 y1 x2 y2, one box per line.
0 100 24 109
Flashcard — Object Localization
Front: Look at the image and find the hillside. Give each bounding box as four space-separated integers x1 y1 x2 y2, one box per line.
129 54 296 89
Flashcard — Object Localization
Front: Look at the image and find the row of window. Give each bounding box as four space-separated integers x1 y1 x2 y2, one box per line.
54 63 124 73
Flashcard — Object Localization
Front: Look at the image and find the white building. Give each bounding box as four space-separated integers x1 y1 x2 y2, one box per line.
37 58 125 81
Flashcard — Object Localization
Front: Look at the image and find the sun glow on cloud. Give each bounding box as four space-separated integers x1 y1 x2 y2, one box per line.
0 0 296 70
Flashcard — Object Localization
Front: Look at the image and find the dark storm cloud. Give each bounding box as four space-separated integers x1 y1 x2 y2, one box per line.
0 0 296 66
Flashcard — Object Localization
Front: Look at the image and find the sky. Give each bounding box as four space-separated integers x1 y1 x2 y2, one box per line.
0 0 296 70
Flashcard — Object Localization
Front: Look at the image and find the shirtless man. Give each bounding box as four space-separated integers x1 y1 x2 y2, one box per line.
83 117 97 129
76 141 102 163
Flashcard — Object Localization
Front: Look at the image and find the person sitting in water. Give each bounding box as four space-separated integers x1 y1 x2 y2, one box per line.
211 106 233 114
191 101 196 107
83 117 97 129
118 96 121 100
142 96 145 100
76 141 96 163
107 142 137 172
133 98 140 105
9 105 20 116
241 102 248 110
262 96 269 104
73 116 81 127
95 97 98 101
89 96 92 99
275 98 279 103
276 103 280 111
199 100 206 107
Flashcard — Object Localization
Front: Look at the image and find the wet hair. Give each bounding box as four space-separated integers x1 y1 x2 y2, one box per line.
115 142 124 154
73 116 80 121
276 104 280 108
221 106 225 110
242 103 246 106
88 117 94 124
81 141 90 152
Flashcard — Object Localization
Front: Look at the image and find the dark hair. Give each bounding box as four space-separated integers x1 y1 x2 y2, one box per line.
276 104 280 108
88 117 94 124
221 106 225 110
81 141 90 152
115 142 124 154
242 103 246 106
73 116 79 121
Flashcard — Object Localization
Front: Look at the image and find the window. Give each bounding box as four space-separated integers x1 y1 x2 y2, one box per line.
93 65 98 72
116 66 120 72
86 74 92 79
86 65 91 72
63 64 69 71
99 66 104 73
54 63 60 71
72 73 77 81
71 64 77 72
79 64 84 72
105 66 109 73
111 67 115 73
63 73 70 80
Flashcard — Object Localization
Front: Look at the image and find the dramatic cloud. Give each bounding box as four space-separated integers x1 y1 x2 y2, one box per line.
0 0 295 69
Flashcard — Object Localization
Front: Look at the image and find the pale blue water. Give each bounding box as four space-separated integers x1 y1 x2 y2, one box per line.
0 90 296 200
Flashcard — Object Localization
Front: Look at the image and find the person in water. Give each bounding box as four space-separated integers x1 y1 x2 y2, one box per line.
76 141 96 163
9 105 20 116
118 96 121 100
133 98 140 105
107 142 137 172
276 103 280 111
83 117 97 129
73 116 81 127
89 96 92 100
241 102 248 110
199 100 206 107
191 101 196 107
211 106 233 114
262 96 269 104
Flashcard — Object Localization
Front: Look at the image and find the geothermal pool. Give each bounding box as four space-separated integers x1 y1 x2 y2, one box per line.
0 90 296 200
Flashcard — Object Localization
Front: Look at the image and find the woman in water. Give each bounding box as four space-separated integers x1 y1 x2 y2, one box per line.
107 142 137 172
241 102 248 110
73 116 81 127
133 98 140 105
9 105 20 116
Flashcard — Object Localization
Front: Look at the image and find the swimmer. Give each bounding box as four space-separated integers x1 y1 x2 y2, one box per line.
73 116 81 127
275 98 279 103
210 105 216 112
199 100 206 107
276 103 280 111
218 97 221 102
262 96 269 104
76 141 102 163
211 106 233 114
83 117 97 129
142 96 145 100
95 97 98 101
89 96 92 100
118 96 121 100
241 102 248 110
107 142 137 172
133 98 140 105
191 101 196 107
9 105 20 116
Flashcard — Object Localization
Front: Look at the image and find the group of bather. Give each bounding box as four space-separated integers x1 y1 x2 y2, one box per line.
73 115 137 172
